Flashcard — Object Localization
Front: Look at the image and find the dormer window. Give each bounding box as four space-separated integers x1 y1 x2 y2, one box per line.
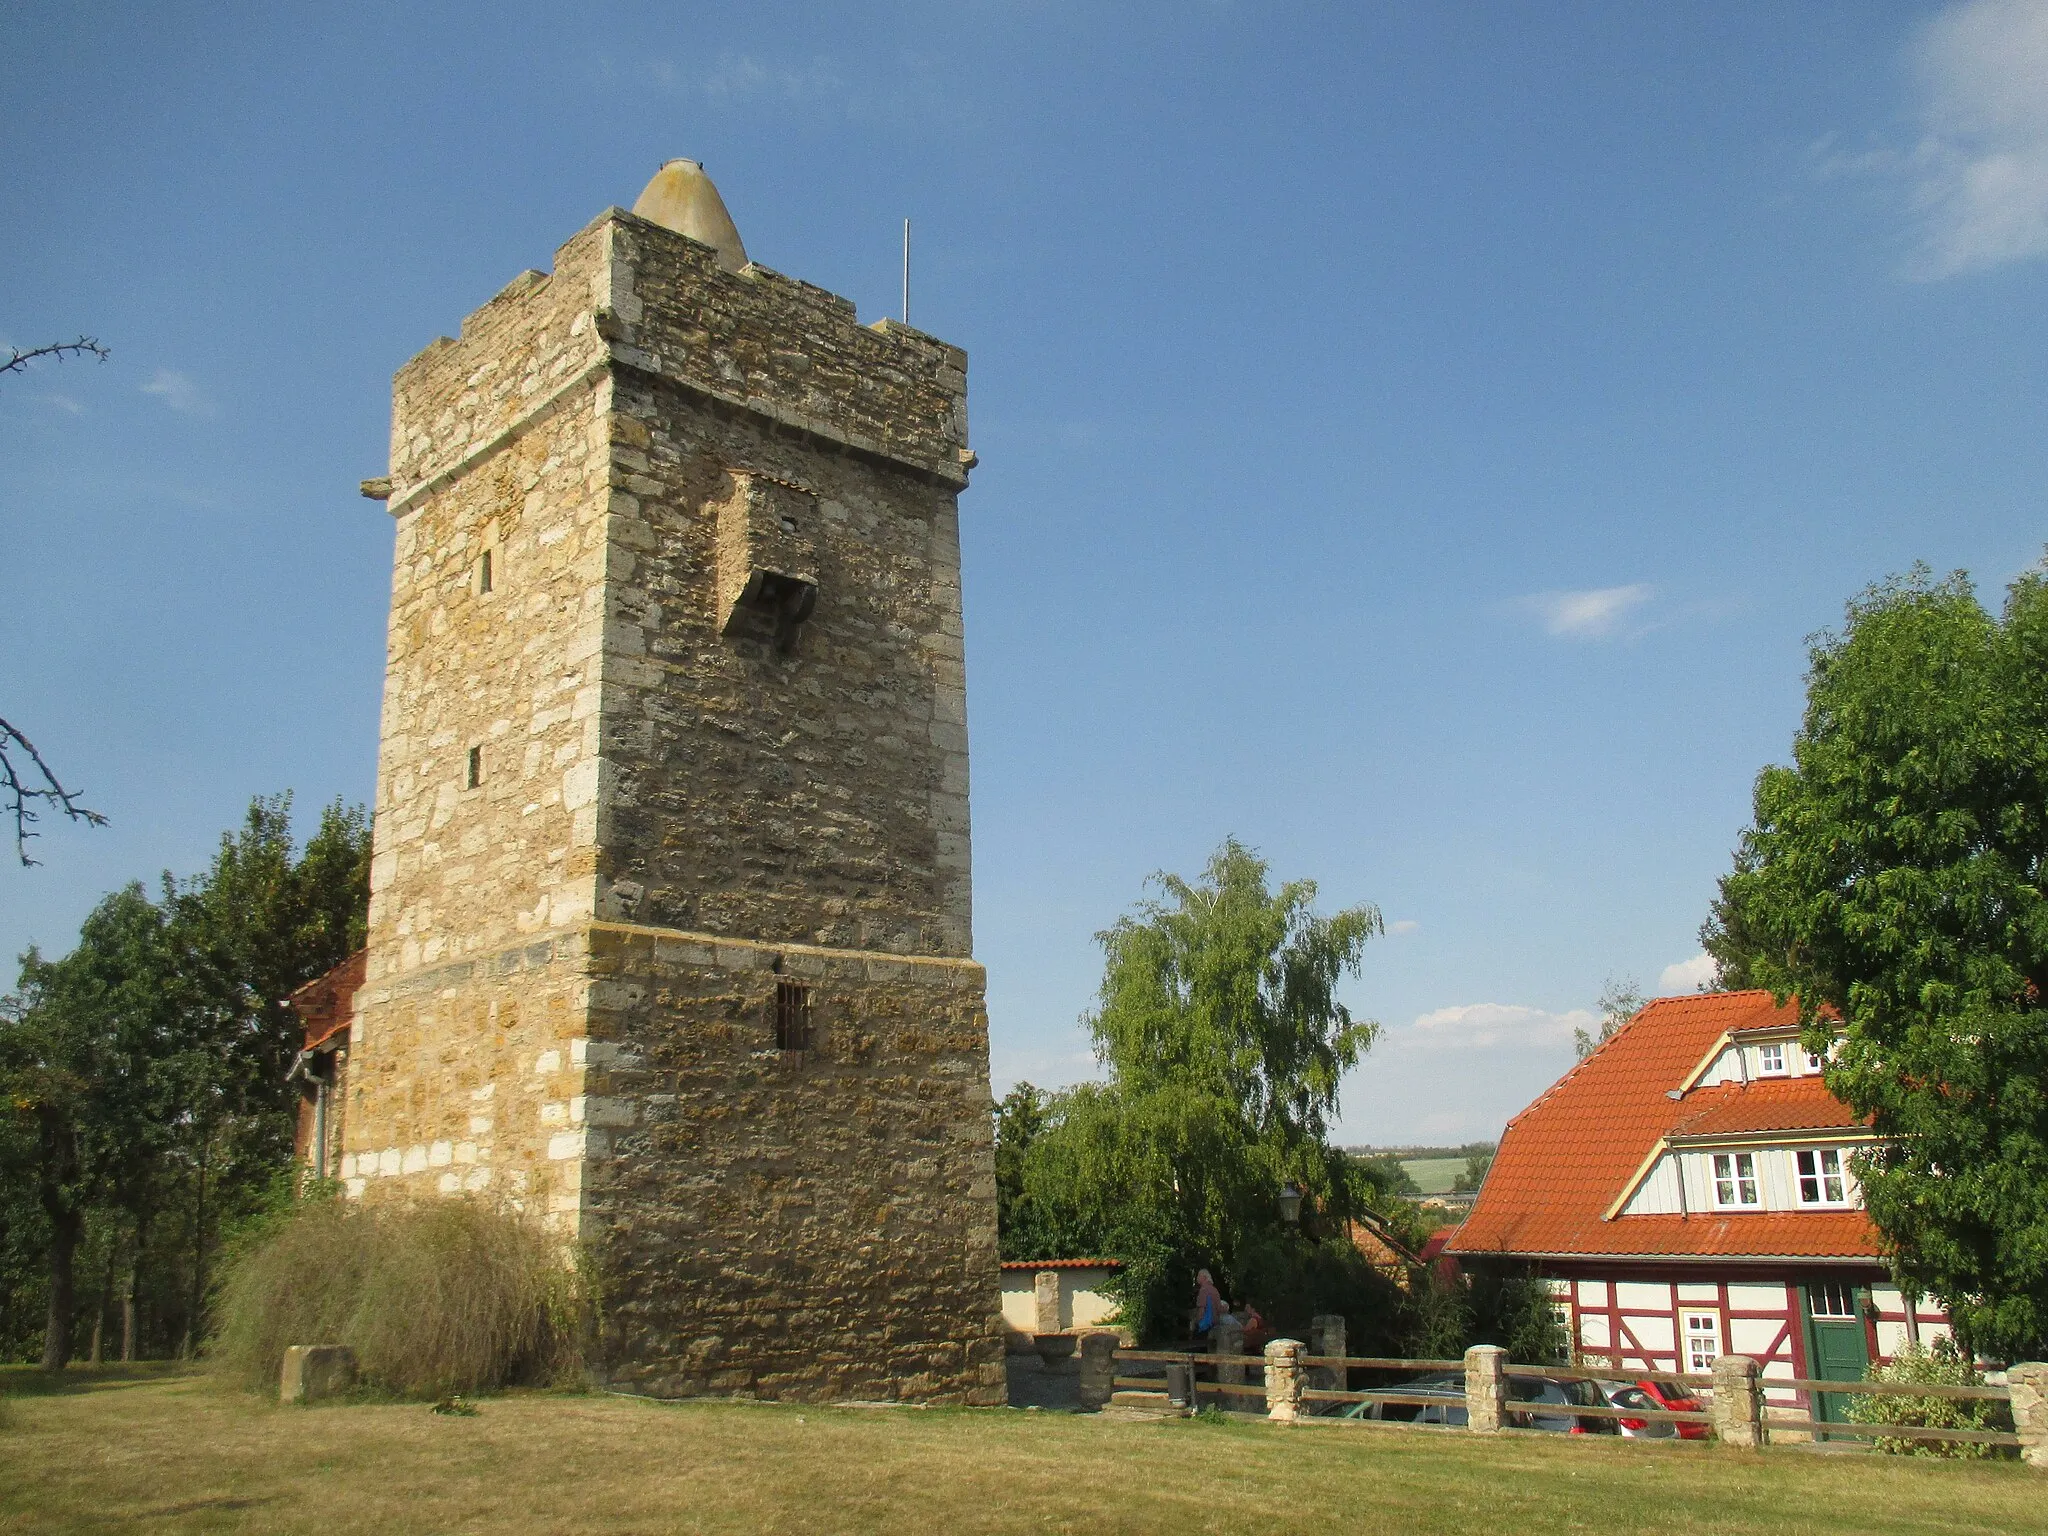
1758 1041 1787 1075
1712 1152 1759 1208
1797 1148 1848 1205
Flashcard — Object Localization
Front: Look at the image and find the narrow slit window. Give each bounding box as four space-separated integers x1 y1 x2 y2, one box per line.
775 980 811 1052
466 746 482 789
478 549 494 594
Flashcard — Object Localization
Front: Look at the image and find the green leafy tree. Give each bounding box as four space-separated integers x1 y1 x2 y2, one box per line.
1 886 180 1367
1706 565 2048 1359
1451 1148 1494 1194
0 793 371 1364
1004 838 1387 1339
1573 975 1644 1059
1350 1151 1421 1199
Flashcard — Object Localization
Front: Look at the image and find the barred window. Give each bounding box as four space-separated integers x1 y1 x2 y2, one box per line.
775 980 811 1053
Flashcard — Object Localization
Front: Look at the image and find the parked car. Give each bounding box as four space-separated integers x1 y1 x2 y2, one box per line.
1595 1377 1709 1440
1341 1371 1615 1433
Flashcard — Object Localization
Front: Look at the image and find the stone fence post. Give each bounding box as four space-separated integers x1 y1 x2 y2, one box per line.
2009 1362 2048 1470
1264 1338 1304 1423
1077 1331 1119 1411
280 1344 356 1405
1033 1270 1061 1336
1214 1314 1247 1390
1464 1344 1506 1434
1310 1313 1346 1394
1710 1355 1763 1448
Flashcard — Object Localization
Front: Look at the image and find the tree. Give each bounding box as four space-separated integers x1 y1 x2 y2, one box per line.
2 338 112 866
1451 1148 1494 1194
1002 838 1387 1338
0 718 106 866
1706 565 2048 1359
0 792 371 1364
1 887 179 1368
1573 975 1644 1059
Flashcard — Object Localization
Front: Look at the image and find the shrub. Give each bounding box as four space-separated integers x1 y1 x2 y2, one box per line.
1843 1339 2013 1458
208 1192 587 1398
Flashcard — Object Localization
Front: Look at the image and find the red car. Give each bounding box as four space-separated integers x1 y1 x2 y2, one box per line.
1597 1377 1709 1440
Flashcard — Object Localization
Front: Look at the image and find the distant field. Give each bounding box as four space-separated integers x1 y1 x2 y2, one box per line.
6 1365 2044 1535
1401 1157 1468 1195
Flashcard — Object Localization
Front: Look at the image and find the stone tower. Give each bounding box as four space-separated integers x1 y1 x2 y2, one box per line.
339 161 1004 1405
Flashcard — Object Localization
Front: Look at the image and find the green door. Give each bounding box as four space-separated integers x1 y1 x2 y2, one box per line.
1802 1282 1870 1432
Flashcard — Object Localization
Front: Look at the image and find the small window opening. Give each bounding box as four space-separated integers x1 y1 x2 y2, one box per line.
466 746 482 789
1797 1148 1847 1205
1758 1041 1786 1075
1682 1311 1721 1373
1810 1280 1858 1318
1712 1152 1759 1207
478 549 493 594
775 980 811 1052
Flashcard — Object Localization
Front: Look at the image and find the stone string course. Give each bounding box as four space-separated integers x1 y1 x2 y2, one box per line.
343 204 1001 1405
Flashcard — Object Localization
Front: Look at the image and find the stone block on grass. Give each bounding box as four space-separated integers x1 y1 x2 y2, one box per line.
281 1344 358 1405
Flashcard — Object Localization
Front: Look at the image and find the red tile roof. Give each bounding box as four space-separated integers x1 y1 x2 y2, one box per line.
288 949 366 1053
1447 990 1884 1262
1669 1075 1868 1139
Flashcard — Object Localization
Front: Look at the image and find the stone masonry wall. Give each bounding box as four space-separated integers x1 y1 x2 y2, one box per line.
346 202 999 1399
580 923 1004 1404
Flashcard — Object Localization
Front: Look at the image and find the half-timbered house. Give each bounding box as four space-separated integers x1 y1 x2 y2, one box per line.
1447 989 1950 1426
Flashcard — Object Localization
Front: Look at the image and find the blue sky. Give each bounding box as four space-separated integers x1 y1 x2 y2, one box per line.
4 2 2045 1143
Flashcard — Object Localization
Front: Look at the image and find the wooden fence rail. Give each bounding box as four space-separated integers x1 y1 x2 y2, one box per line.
1100 1344 2044 1466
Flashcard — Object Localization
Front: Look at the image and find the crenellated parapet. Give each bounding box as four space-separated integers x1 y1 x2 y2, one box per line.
382 209 971 523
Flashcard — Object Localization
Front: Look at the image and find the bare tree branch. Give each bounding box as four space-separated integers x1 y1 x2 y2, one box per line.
0 718 107 866
1 336 112 862
1 337 110 377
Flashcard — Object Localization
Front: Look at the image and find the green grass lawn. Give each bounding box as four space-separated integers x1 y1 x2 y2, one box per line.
2 1366 2043 1535
1401 1156 1469 1195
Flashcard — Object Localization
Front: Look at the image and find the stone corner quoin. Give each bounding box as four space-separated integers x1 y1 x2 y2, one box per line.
336 173 1004 1408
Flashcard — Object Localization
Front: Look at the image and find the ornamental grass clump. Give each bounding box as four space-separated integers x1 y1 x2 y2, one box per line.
1844 1340 2013 1458
209 1194 586 1398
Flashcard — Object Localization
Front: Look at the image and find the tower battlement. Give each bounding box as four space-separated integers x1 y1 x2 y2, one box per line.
344 165 1002 1405
387 211 970 527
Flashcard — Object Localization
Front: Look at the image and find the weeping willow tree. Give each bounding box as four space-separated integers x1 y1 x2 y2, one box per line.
999 838 1397 1341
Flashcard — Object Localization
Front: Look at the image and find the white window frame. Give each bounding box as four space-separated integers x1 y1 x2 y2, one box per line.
1682 1310 1721 1374
1712 1152 1760 1208
1757 1041 1787 1075
1796 1147 1849 1206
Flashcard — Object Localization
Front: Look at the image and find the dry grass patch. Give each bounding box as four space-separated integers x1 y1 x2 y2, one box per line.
207 1196 583 1397
2 1368 2044 1535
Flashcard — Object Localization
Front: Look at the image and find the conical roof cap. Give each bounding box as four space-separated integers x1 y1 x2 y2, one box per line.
631 160 748 272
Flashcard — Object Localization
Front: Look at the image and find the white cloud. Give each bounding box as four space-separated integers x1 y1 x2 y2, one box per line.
1657 951 1719 994
1520 584 1653 640
40 393 83 415
646 50 851 108
1387 919 1421 936
141 369 213 416
1400 1002 1596 1052
1824 1 2048 277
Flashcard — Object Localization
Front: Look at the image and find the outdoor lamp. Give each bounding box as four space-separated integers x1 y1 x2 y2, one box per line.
1278 1182 1303 1224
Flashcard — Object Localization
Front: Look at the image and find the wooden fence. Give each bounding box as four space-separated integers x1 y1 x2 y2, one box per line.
1096 1341 2044 1463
